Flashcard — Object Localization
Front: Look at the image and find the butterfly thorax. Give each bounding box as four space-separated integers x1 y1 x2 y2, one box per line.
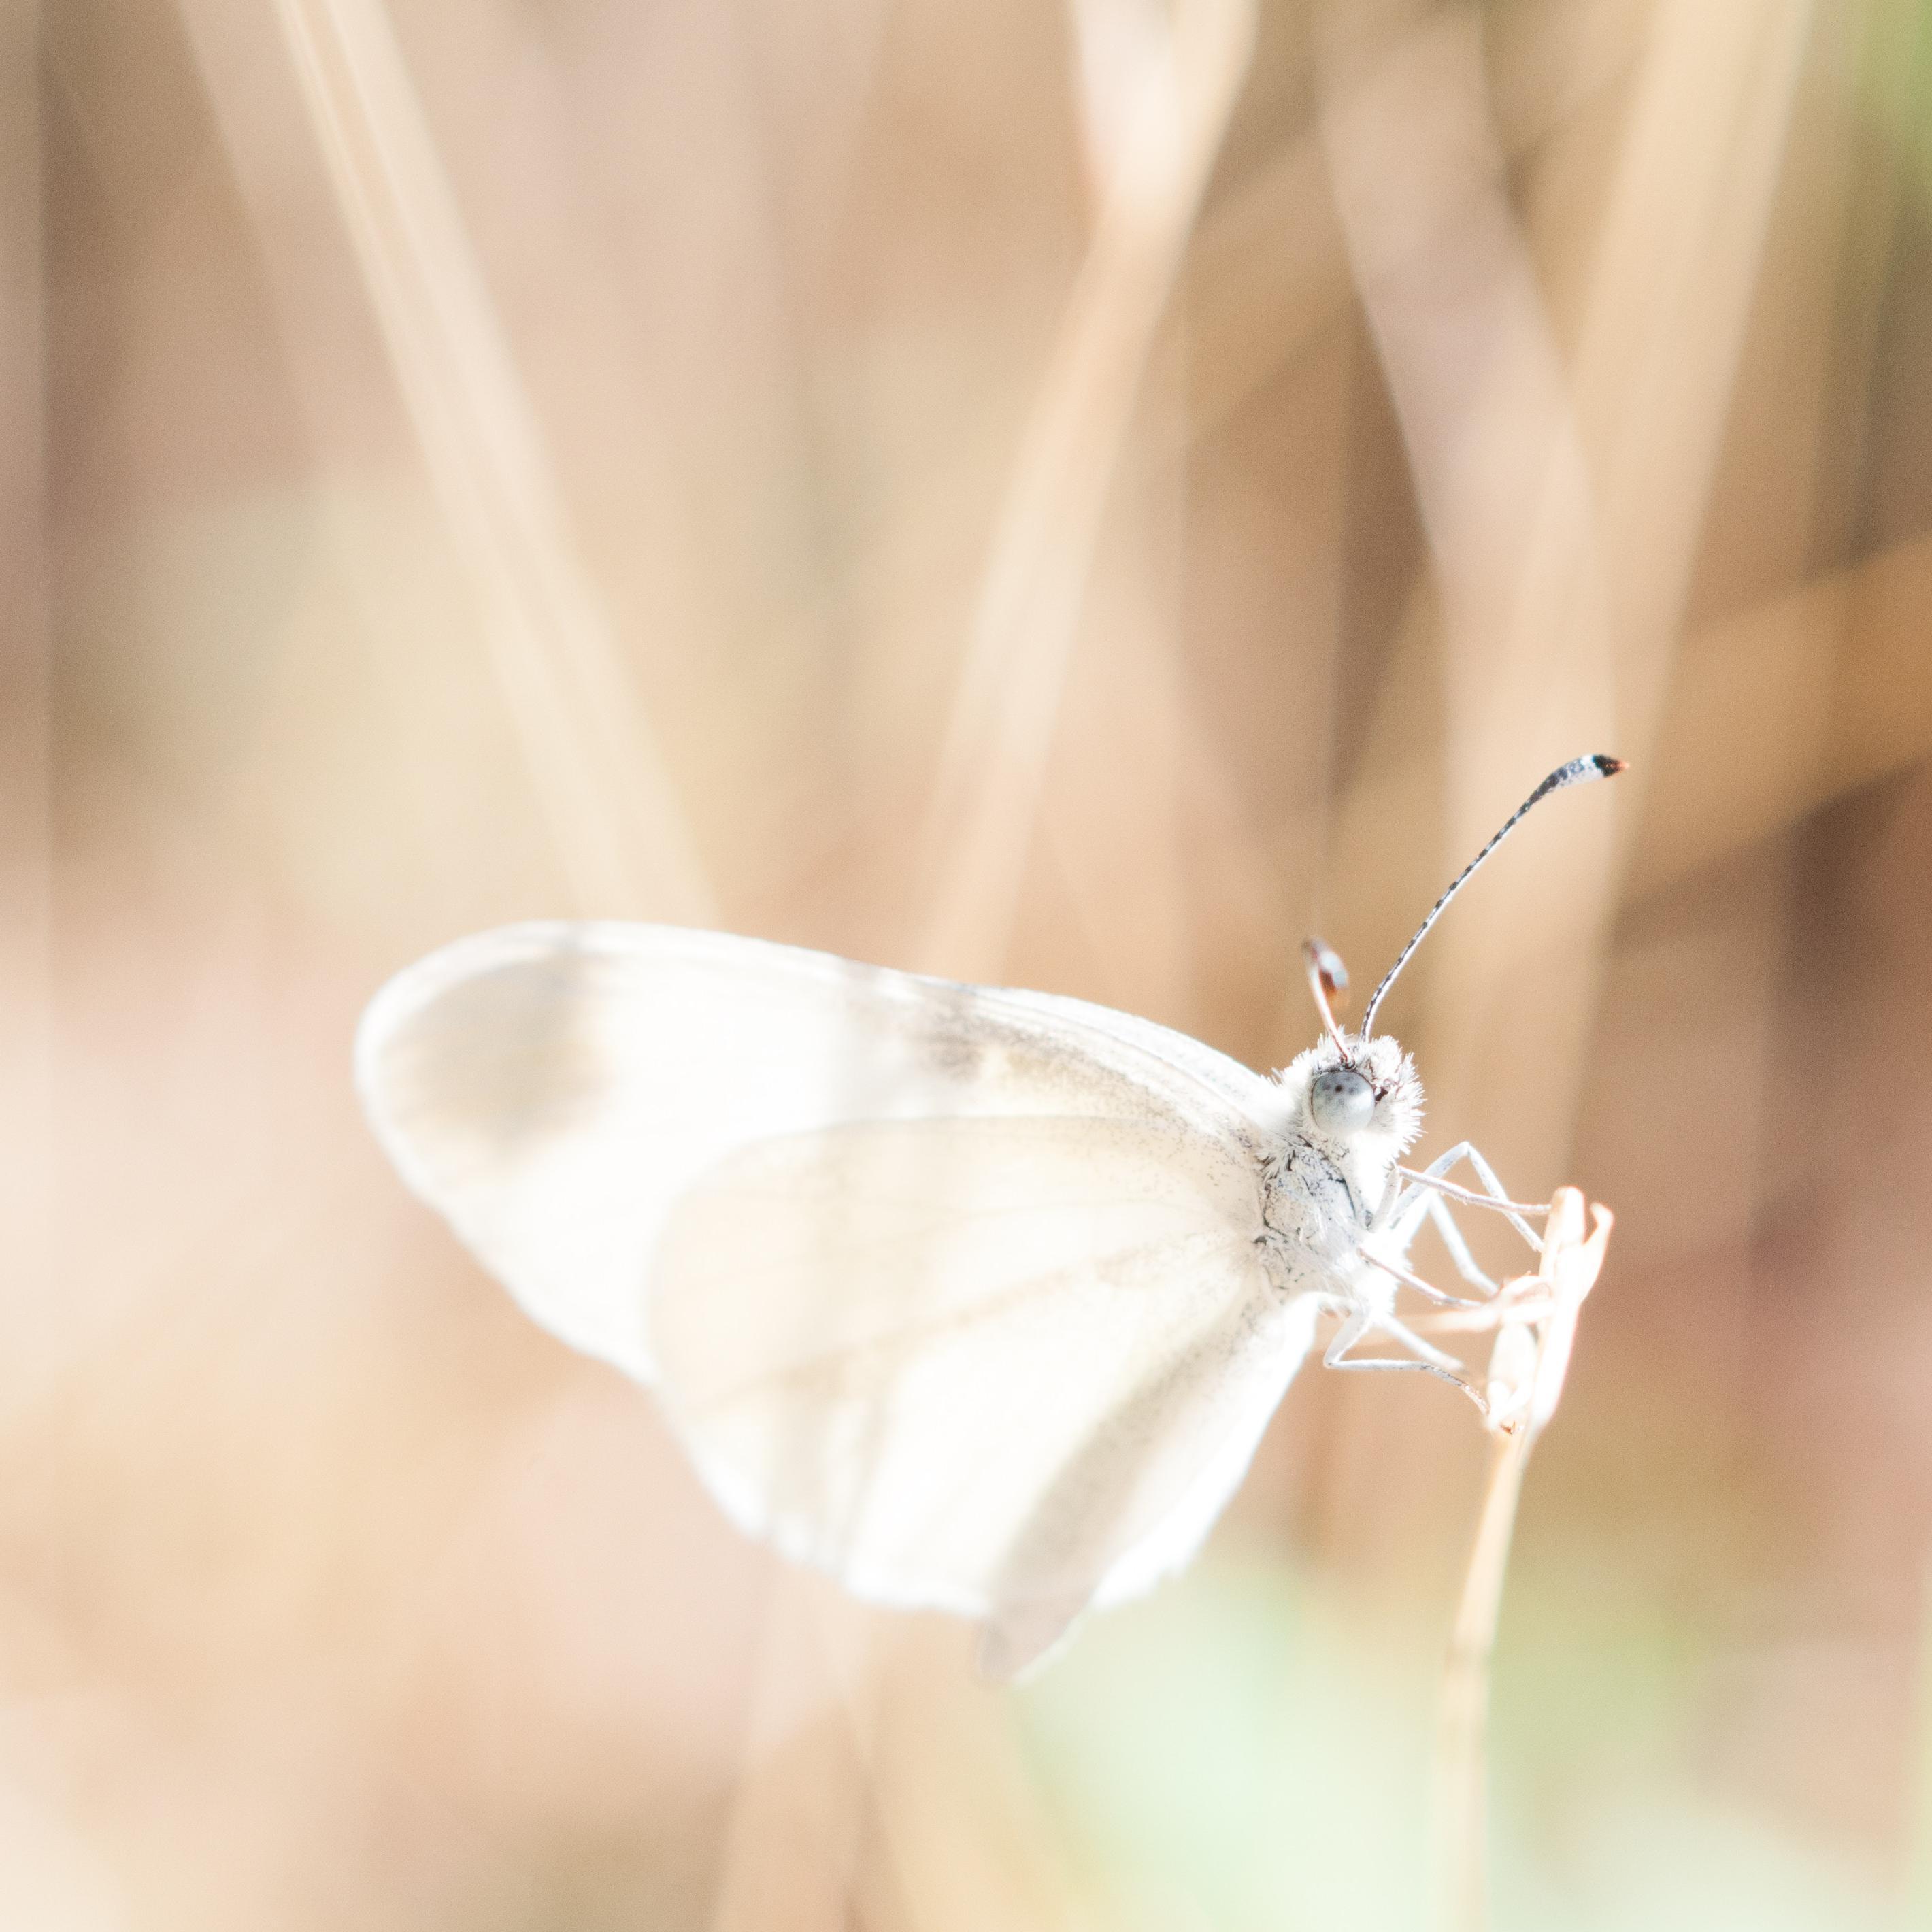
1256 1136 1382 1295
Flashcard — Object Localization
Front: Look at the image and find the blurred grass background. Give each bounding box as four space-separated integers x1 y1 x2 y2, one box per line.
14 0 1932 1925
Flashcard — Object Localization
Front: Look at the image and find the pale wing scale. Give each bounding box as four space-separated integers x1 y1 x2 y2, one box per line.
356 922 1305 1667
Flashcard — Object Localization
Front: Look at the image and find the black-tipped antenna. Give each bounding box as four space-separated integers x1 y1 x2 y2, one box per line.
1358 754 1627 1040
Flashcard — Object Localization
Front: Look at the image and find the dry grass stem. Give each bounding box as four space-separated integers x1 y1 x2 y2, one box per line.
1436 1187 1613 1932
1 5 50 1321
717 5 1259 1905
269 0 715 919
914 0 1253 979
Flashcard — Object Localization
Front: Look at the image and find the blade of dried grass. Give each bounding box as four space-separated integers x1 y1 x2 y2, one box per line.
1632 526 1932 898
1905 1560 1932 1926
706 1586 896 1932
712 14 1261 1914
268 0 715 920
0 0 50 1327
1161 0 1644 468
914 0 1254 980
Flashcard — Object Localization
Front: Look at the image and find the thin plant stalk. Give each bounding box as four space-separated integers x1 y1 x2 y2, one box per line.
1903 1559 1932 1928
1437 1420 1531 1932
712 8 1252 1912
913 0 1253 980
1434 1186 1612 1932
267 0 715 922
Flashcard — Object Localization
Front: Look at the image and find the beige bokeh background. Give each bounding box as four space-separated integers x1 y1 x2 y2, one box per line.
14 0 1932 1925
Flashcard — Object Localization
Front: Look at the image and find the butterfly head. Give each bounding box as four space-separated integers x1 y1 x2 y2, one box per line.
1292 937 1418 1157
1277 1031 1423 1168
1283 754 1627 1167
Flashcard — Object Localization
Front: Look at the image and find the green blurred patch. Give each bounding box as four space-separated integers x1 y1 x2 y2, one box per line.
1018 1551 1431 1931
1018 1548 1891 1932
1859 0 1932 205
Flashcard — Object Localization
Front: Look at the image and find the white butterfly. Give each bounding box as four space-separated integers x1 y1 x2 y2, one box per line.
356 756 1622 1678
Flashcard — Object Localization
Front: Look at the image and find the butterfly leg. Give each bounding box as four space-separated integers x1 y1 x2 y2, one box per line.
1371 1147 1466 1239
1377 1142 1541 1250
1422 1190 1500 1297
1361 1168 1505 1304
1374 1309 1467 1373
1430 1143 1542 1250
1321 1302 1486 1410
1358 1244 1487 1310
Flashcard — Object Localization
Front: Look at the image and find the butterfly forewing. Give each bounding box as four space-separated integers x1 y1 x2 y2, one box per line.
356 922 1307 1670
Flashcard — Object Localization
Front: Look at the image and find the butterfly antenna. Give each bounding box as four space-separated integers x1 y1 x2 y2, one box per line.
1359 754 1627 1039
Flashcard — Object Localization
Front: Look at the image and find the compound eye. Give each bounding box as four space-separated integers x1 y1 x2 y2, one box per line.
1309 1067 1376 1135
